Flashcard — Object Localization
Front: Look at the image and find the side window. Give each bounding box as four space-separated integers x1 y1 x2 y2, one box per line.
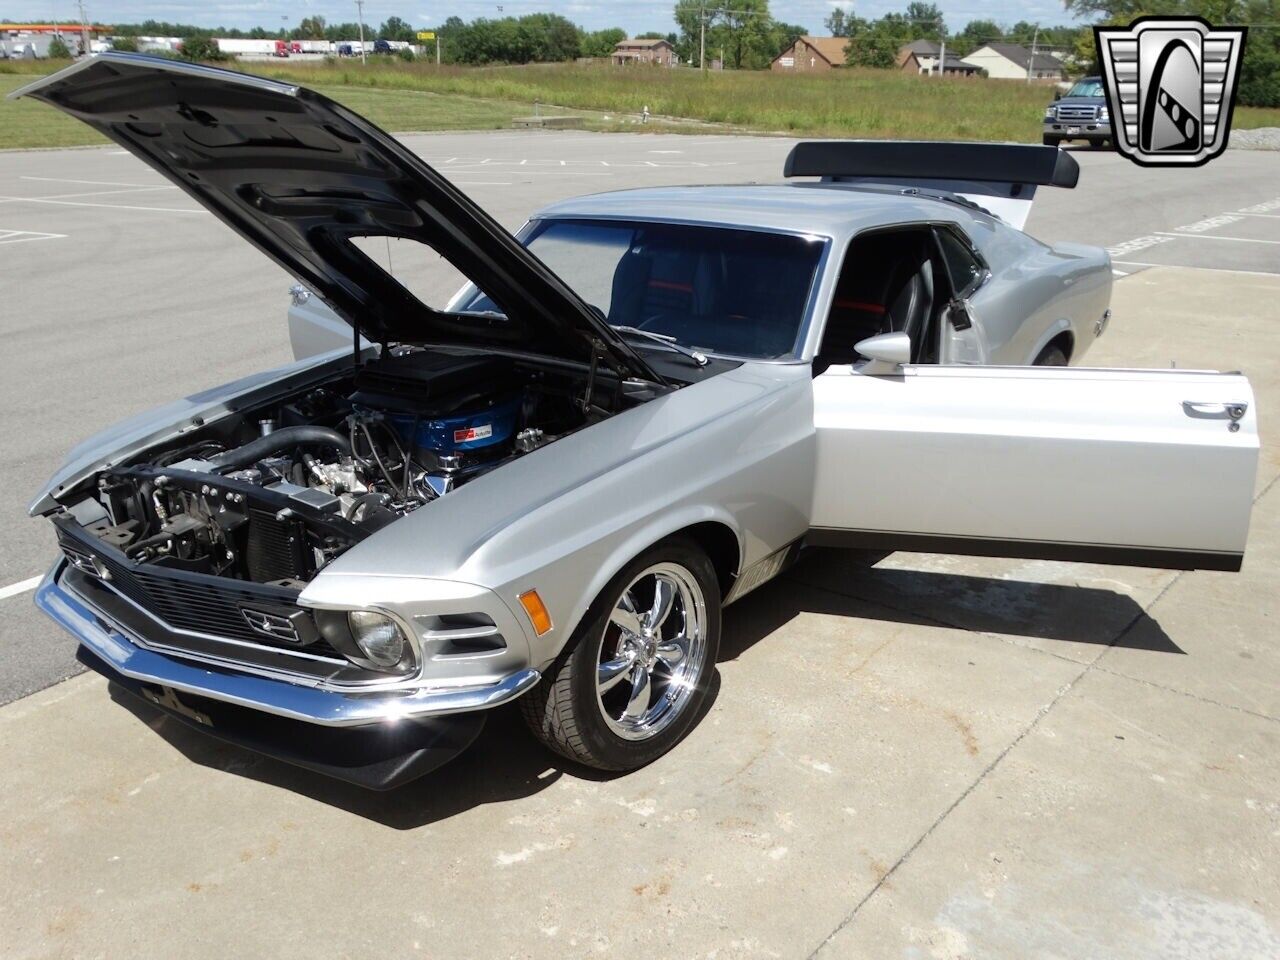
934 228 985 298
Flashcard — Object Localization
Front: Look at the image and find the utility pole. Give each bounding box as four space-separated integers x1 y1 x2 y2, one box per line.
699 3 706 73
1026 26 1039 84
938 31 945 78
436 35 441 64
355 0 367 64
75 0 90 56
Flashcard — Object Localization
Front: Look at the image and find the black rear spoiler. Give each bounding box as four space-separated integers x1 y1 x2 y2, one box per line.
783 140 1080 188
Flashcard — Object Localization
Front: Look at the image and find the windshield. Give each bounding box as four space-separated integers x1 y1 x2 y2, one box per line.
454 219 826 359
1066 78 1105 98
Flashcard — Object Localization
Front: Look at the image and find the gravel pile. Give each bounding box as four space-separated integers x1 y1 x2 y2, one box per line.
1229 127 1280 150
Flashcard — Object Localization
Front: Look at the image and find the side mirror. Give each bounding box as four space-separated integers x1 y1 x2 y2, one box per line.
1054 90 1063 101
855 331 910 374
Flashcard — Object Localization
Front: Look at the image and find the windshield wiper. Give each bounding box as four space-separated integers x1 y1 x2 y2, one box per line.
611 326 708 367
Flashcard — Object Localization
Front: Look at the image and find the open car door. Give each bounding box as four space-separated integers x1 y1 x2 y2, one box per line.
810 359 1258 571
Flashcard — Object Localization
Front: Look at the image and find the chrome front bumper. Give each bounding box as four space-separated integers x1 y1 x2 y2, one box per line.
1044 119 1112 139
35 562 540 728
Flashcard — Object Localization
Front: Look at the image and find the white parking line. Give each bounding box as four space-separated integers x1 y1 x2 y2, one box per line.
0 195 204 214
1156 231 1280 244
1112 261 1280 277
20 175 166 188
0 186 178 204
0 229 66 245
1237 211 1280 219
0 576 42 601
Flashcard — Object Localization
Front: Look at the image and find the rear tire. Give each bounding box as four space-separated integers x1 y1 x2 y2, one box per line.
520 537 721 771
1034 344 1069 366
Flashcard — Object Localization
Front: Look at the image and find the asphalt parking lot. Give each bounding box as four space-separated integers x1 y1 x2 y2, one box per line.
1 131 1278 958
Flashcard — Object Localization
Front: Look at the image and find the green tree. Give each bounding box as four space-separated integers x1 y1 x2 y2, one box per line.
46 35 73 58
582 27 626 57
771 20 808 57
297 15 326 40
825 6 854 37
950 18 1001 56
845 14 912 68
379 16 416 43
178 33 226 61
324 22 363 41
904 2 946 42
111 35 138 52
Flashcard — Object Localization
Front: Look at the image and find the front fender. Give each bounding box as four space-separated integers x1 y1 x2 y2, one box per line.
543 504 746 672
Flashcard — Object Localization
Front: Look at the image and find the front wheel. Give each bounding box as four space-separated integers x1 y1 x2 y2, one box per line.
520 537 721 770
1043 135 1061 147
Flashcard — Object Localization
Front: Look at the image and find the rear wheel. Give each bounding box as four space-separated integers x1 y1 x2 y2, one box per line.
520 537 721 770
1034 343 1069 366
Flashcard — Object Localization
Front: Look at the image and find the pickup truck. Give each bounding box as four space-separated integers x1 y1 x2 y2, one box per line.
1044 75 1112 149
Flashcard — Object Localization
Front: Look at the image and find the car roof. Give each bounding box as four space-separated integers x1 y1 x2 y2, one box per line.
532 183 993 240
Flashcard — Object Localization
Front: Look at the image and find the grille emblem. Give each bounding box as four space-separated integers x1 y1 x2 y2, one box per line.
65 546 111 581
241 607 304 645
1096 16 1247 167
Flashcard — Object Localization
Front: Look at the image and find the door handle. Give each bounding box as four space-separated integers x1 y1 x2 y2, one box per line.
1183 400 1248 429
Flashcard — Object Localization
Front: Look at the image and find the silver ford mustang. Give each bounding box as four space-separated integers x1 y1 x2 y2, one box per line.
17 56 1260 789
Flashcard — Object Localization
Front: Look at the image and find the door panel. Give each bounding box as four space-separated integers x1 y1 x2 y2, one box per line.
811 364 1258 570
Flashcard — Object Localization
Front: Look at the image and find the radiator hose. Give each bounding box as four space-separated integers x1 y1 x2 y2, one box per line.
210 426 352 472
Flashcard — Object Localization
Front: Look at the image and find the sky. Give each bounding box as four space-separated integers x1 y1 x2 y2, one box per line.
8 0 1083 35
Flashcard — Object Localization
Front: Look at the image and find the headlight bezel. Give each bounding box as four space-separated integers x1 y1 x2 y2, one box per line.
314 607 419 676
1045 106 1056 120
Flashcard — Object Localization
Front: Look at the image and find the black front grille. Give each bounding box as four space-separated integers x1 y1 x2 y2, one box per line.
54 522 338 660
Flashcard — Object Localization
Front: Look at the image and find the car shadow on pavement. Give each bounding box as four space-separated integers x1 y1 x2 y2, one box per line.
109 672 722 830
105 548 1173 826
718 547 1182 662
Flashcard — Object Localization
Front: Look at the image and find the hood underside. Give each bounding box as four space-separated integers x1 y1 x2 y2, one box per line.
12 53 662 383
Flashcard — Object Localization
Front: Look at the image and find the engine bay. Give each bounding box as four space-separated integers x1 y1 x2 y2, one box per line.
58 349 621 586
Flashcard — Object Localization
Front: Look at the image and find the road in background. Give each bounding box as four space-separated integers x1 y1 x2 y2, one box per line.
0 132 1277 704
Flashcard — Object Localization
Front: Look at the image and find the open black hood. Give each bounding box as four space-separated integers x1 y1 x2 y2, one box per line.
12 54 663 383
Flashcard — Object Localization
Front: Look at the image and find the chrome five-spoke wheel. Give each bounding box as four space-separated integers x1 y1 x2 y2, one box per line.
520 537 722 771
595 562 707 741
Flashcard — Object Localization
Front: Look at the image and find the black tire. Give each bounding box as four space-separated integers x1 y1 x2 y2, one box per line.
1043 135 1061 147
1034 344 1069 366
520 537 721 771
1089 139 1108 150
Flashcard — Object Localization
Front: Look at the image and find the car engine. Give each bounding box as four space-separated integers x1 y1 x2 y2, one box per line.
55 350 606 586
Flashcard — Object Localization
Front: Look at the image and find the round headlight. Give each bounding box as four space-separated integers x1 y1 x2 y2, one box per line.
348 610 407 668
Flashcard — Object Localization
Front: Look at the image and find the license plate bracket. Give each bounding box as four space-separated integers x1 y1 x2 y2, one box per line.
142 685 213 726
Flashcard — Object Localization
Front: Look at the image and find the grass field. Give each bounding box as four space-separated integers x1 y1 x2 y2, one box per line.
3 60 1279 150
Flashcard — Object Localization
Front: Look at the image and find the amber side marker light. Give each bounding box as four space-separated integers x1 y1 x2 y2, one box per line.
518 590 553 636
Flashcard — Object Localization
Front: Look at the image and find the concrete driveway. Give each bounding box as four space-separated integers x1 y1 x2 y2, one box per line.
2 264 1277 959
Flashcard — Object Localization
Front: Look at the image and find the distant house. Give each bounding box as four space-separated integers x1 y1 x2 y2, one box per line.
771 36 848 71
612 37 675 66
961 42 1064 81
896 39 939 67
898 43 982 76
